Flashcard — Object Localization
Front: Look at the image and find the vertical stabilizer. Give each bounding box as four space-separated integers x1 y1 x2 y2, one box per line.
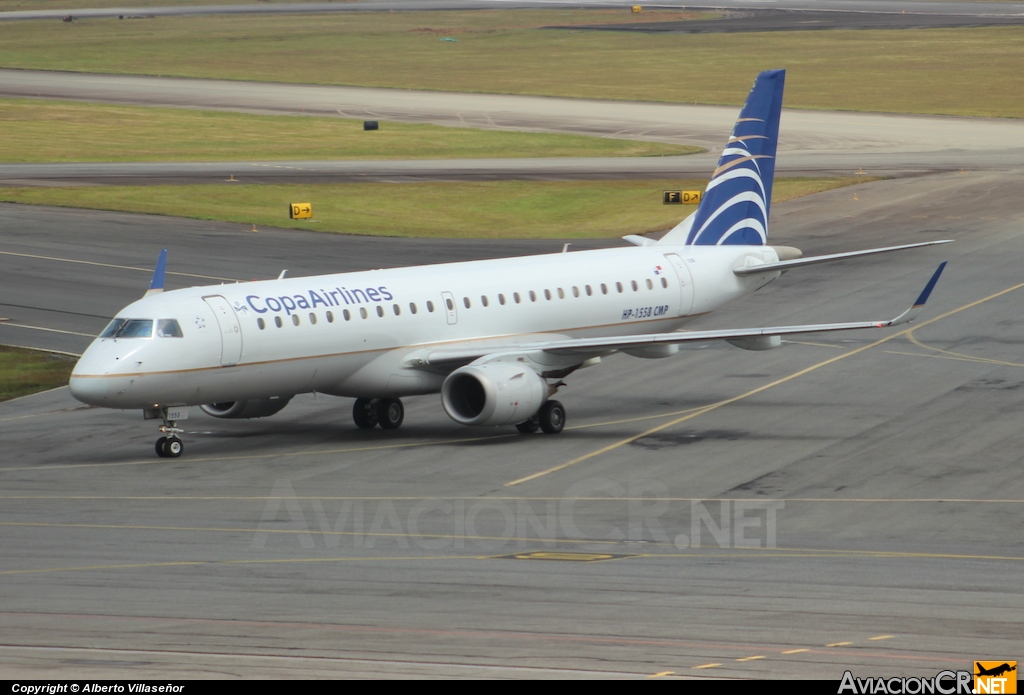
144 248 168 296
659 69 785 247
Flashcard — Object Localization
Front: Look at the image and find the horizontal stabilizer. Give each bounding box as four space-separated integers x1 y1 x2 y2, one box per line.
622 234 656 247
733 240 951 276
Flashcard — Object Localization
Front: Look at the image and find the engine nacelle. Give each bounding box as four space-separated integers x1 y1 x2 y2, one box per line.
200 396 293 419
441 363 549 426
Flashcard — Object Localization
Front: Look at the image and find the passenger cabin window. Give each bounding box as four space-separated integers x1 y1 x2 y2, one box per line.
410 303 418 314
481 295 489 307
544 289 552 301
156 319 183 337
463 297 471 309
327 311 335 323
586 285 593 296
514 292 521 304
572 286 579 298
498 294 506 305
428 301 435 313
601 284 608 295
376 306 384 317
292 314 300 326
275 316 283 328
393 304 401 316
616 282 623 293
661 277 669 288
309 312 317 325
343 309 351 321
257 318 266 330
100 318 154 339
557 288 565 299
631 280 639 292
360 308 368 319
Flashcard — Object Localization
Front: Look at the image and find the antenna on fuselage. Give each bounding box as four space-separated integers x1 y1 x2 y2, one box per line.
144 249 168 297
278 270 288 279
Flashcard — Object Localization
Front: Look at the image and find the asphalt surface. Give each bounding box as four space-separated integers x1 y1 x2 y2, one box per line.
568 8 1024 33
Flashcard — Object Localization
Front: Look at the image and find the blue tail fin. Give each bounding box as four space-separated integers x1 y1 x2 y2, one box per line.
685 69 785 246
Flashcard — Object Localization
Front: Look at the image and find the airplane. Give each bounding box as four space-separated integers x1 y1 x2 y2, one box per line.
69 69 949 458
976 663 1016 678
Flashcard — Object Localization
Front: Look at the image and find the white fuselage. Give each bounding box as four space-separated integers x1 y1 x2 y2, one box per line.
69 244 780 410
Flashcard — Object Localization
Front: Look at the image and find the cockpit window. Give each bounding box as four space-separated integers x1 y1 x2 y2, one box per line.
157 319 183 338
99 318 127 338
99 318 153 339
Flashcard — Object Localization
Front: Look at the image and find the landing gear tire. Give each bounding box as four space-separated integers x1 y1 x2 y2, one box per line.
538 400 566 434
516 415 540 434
353 397 379 429
376 398 404 430
156 436 183 458
164 437 183 457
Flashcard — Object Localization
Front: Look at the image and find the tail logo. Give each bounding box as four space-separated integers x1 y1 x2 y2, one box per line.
681 69 785 247
687 132 772 246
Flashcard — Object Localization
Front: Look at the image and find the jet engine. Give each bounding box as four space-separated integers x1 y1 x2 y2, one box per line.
200 395 293 419
441 363 550 426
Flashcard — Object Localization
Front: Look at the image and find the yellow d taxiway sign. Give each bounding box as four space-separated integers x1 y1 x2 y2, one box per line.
663 190 702 205
289 203 312 219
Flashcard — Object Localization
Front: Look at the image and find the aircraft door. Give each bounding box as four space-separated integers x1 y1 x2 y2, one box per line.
441 291 458 325
203 295 243 366
663 253 695 316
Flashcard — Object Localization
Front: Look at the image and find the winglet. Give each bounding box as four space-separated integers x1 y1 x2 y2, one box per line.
145 249 168 296
888 262 947 326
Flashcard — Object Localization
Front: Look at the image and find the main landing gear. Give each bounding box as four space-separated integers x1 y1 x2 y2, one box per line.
353 397 405 430
516 400 565 435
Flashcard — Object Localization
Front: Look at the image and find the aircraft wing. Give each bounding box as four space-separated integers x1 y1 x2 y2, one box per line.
417 262 945 369
733 240 951 276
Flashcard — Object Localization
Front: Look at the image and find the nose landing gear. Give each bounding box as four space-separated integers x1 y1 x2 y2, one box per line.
147 407 185 458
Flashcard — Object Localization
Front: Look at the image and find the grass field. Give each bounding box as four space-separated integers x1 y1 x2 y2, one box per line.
0 345 74 402
0 11 1021 117
0 177 873 239
0 99 692 163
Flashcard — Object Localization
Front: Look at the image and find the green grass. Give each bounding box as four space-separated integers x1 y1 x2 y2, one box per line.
0 345 74 402
0 177 874 238
0 11 1021 117
0 98 693 163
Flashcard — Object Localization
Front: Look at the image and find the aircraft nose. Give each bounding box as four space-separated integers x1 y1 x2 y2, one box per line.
68 375 109 406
